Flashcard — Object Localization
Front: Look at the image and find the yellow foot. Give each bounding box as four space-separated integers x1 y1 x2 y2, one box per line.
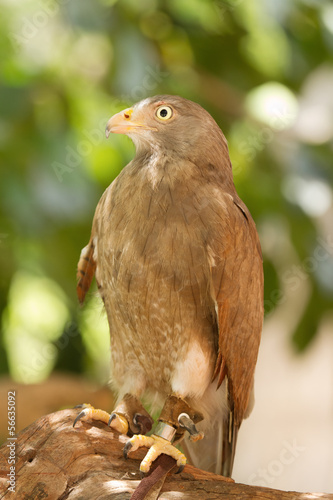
124 434 187 474
73 403 128 434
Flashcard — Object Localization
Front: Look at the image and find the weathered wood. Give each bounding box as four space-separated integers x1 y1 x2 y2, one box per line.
0 409 332 499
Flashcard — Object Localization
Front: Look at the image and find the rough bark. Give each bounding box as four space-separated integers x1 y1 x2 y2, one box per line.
0 409 331 499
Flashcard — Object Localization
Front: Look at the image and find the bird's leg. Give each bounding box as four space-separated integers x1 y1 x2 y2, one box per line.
73 393 153 436
124 394 204 473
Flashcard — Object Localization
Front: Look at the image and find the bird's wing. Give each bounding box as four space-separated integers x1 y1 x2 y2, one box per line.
77 237 97 304
210 194 264 475
76 187 111 304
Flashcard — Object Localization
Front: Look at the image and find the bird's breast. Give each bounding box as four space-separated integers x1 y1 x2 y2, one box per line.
95 164 219 394
98 163 214 295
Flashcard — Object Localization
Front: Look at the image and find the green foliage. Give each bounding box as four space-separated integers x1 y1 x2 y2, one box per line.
1 0 332 383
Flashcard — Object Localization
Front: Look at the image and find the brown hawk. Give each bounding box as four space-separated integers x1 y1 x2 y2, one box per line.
74 95 264 477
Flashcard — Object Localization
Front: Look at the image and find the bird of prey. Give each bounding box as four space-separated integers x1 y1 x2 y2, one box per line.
74 95 264 477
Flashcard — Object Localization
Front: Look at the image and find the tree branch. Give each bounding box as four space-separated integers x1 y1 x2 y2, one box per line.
0 410 331 499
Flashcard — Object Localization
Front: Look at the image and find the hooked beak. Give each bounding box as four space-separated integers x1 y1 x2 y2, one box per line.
105 108 157 138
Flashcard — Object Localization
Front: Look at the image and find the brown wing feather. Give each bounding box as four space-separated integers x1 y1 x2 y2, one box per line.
211 196 264 426
77 238 96 305
222 409 238 477
76 184 113 305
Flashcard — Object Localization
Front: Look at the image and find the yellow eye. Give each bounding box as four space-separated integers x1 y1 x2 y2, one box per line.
156 105 173 121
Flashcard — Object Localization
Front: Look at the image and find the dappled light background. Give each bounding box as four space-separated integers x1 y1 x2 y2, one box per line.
0 0 333 493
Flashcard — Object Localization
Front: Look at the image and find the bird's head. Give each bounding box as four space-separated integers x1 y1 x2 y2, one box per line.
106 95 230 167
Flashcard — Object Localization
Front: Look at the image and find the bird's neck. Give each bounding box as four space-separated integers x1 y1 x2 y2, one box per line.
134 148 182 190
133 143 235 193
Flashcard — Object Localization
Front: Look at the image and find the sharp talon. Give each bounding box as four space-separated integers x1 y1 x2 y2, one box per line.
73 410 86 428
178 413 204 441
123 441 133 459
178 412 196 434
72 404 115 430
140 471 145 480
108 413 117 426
176 464 185 474
133 413 153 435
107 412 129 434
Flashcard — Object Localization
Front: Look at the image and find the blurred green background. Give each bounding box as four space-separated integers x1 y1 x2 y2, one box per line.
0 0 333 388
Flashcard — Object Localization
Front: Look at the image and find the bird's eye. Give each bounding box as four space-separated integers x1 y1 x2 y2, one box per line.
156 105 173 121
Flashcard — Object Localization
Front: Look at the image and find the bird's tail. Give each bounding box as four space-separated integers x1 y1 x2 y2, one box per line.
181 409 238 477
